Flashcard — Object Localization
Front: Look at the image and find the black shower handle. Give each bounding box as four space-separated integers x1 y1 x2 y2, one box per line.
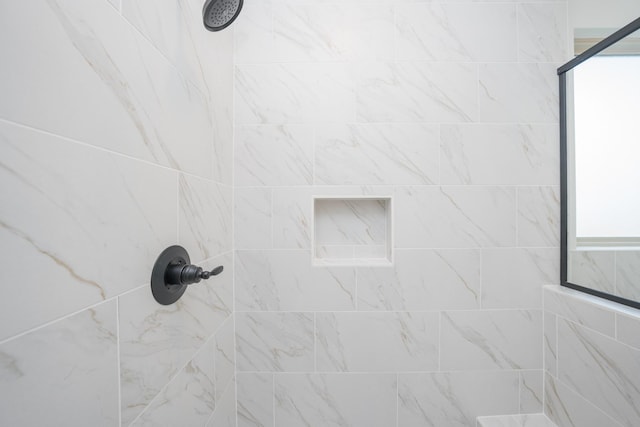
165 262 224 286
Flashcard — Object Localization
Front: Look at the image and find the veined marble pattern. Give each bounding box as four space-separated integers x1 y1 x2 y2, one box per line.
275 373 396 427
272 187 313 249
235 125 314 186
544 311 558 376
235 62 355 125
482 248 558 309
357 249 481 310
235 312 314 372
315 123 439 185
557 318 640 426
398 371 519 427
130 338 216 427
615 250 640 301
179 175 232 263
440 124 558 185
315 312 439 372
214 317 235 400
237 373 274 427
395 186 516 248
567 250 616 295
395 3 517 62
441 309 542 370
235 187 272 250
121 0 225 99
543 285 615 337
0 121 176 341
544 373 623 427
517 3 567 62
0 300 118 426
479 63 558 123
520 370 544 413
235 250 356 311
234 0 275 64
314 199 387 246
274 3 394 61
206 377 237 427
0 0 214 177
517 186 560 247
477 414 558 427
616 312 640 350
119 253 232 425
356 61 477 123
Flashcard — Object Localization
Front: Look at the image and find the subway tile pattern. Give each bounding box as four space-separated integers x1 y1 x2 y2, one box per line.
234 0 566 424
0 0 235 425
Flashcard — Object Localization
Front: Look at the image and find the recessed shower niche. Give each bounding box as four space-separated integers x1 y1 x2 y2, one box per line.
313 196 392 266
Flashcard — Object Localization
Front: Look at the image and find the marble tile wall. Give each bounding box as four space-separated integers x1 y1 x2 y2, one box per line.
233 0 566 425
543 285 640 427
0 0 234 425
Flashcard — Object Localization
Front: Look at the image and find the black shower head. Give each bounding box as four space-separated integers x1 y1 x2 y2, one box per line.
203 0 243 32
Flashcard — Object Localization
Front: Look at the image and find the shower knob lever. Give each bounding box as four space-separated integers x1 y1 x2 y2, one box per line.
151 246 225 305
167 263 224 286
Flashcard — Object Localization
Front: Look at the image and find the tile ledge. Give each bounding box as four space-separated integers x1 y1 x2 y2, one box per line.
544 285 640 319
476 414 558 427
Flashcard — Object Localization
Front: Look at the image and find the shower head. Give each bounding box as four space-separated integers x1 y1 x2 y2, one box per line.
202 0 243 32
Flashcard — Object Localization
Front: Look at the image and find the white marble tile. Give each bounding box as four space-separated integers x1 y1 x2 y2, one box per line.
314 198 387 246
0 300 118 426
482 248 558 309
440 124 558 185
235 312 314 372
544 311 558 376
131 338 216 427
235 125 314 186
0 0 214 176
179 175 232 263
557 318 640 426
235 62 355 125
234 0 275 64
235 187 272 250
0 121 177 341
315 123 439 185
274 3 394 61
395 3 517 61
398 371 519 427
520 370 543 413
235 250 356 311
208 28 235 186
545 373 623 427
543 285 615 337
517 186 560 247
477 414 558 427
206 376 237 427
518 3 567 62
272 187 312 249
275 373 396 427
479 63 558 123
356 61 477 123
395 186 516 248
441 310 542 370
616 311 640 350
119 253 232 425
615 250 640 302
214 317 235 400
237 373 274 427
121 0 220 96
357 249 481 310
316 312 439 372
568 250 616 295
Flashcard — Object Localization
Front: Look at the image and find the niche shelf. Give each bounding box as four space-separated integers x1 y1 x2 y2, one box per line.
312 196 392 266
